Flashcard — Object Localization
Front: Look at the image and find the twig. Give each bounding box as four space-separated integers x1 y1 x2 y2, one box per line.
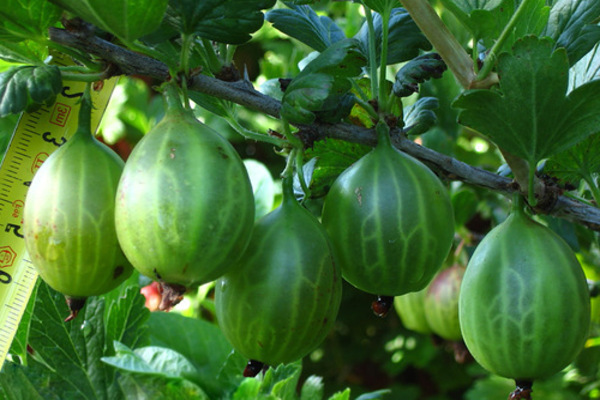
47 27 600 231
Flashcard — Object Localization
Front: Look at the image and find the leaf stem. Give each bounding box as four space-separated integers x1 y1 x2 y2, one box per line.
295 146 311 202
362 4 379 101
378 6 392 113
401 0 497 89
180 33 195 109
224 109 287 147
477 0 536 81
60 69 111 82
201 39 223 75
581 172 600 206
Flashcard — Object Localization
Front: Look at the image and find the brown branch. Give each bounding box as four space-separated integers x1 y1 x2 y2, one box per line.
48 27 600 232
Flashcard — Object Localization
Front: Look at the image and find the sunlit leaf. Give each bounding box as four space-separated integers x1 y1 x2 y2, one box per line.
0 0 61 42
543 0 600 64
48 0 168 42
166 0 276 44
453 36 600 166
266 5 346 51
0 65 62 117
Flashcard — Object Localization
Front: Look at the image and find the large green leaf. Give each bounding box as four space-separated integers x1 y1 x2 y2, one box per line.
440 0 548 48
545 132 600 187
0 65 62 117
147 312 244 399
0 40 49 64
0 0 61 42
48 0 168 42
543 0 600 65
0 281 149 400
281 38 366 124
453 36 600 166
166 0 276 44
354 8 431 65
266 5 346 51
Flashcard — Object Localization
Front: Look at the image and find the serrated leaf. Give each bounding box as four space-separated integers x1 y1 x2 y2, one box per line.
104 284 150 358
355 8 430 65
393 53 446 97
441 0 548 48
300 375 324 400
260 362 302 397
0 65 62 117
0 362 45 400
266 5 346 51
27 282 99 399
18 280 150 400
0 0 61 42
453 36 600 166
48 0 168 43
545 133 600 186
166 0 276 44
281 38 366 124
328 388 351 400
147 312 241 399
543 0 600 65
403 97 439 136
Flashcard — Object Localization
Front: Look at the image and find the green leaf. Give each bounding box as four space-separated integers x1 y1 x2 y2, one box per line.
451 189 479 227
118 373 209 400
304 139 370 198
266 5 346 52
232 378 262 399
362 0 397 14
570 42 600 90
440 0 548 49
47 0 168 42
25 282 100 399
393 53 447 97
0 65 62 117
5 280 150 399
0 362 45 400
0 40 49 64
403 97 439 136
355 389 392 399
244 159 276 220
102 342 198 379
147 312 242 398
327 388 351 400
103 284 150 358
0 0 61 42
453 36 600 166
281 38 366 124
355 8 431 65
543 0 600 65
545 133 600 186
300 375 324 400
166 0 276 44
259 362 302 397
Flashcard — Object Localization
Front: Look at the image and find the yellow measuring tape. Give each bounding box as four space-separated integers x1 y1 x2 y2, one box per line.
0 61 118 367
